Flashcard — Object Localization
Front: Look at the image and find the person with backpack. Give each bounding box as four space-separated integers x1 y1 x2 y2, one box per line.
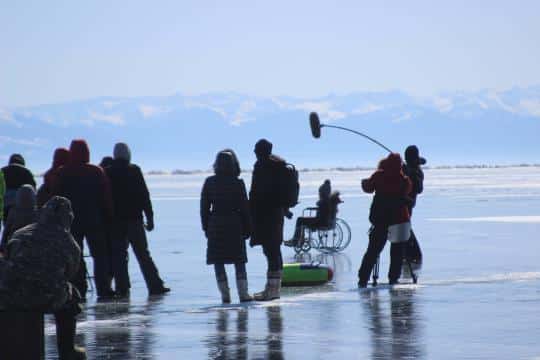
402 145 425 265
1 154 36 225
200 150 252 303
249 139 293 301
357 153 412 287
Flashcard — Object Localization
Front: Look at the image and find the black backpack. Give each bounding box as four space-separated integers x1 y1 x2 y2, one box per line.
279 162 300 208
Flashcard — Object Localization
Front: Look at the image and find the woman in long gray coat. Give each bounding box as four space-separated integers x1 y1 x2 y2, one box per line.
200 150 252 303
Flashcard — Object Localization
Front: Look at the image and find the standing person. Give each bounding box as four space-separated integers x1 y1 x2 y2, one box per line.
55 139 114 300
200 150 252 303
249 139 286 301
0 185 38 252
0 196 86 359
402 145 425 265
357 153 412 287
0 170 5 234
104 142 170 296
99 156 114 169
37 147 70 208
1 154 36 224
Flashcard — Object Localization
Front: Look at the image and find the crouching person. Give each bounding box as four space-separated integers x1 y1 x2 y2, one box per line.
0 196 86 359
201 151 252 303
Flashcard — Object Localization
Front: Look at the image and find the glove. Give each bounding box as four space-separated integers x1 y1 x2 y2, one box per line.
145 217 155 232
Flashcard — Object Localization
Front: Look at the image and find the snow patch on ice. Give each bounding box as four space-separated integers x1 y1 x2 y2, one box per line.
428 216 540 223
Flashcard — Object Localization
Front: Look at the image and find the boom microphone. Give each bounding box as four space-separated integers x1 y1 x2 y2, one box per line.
308 112 392 153
309 112 321 138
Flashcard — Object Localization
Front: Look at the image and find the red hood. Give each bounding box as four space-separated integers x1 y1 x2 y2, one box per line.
52 148 70 169
69 139 90 164
380 153 403 175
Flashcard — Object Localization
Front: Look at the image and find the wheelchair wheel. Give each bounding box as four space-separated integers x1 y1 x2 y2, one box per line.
317 224 343 253
335 218 352 251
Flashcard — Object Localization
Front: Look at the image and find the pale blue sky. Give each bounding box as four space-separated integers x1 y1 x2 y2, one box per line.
1 0 539 107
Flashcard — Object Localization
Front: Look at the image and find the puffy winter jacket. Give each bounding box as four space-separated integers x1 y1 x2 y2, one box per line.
54 140 113 230
104 159 153 221
362 153 412 226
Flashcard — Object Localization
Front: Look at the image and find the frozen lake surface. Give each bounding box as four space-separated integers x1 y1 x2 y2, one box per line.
44 167 540 359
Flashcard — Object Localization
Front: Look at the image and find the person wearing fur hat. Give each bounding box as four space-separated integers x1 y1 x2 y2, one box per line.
249 139 286 301
104 142 170 296
402 145 426 265
357 153 412 287
54 139 114 300
1 154 36 224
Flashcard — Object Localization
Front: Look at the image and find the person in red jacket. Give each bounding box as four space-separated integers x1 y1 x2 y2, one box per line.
54 139 115 300
37 147 70 208
357 153 412 287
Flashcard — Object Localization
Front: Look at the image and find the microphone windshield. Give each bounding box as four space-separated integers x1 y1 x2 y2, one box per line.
309 112 321 138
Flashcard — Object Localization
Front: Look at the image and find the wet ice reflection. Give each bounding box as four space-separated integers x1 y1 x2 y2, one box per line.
42 168 540 358
361 289 425 359
204 306 284 360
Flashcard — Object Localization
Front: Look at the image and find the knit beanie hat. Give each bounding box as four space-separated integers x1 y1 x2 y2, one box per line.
113 142 131 162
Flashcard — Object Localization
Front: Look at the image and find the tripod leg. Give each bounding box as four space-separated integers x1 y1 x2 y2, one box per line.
405 256 417 284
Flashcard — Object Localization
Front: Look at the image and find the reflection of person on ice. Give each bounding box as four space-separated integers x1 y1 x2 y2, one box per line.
402 145 425 265
357 153 412 288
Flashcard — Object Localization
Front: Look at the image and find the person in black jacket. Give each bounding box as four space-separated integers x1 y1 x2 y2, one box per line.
54 139 114 300
200 150 252 303
1 154 36 224
402 145 425 265
249 139 285 301
104 142 169 296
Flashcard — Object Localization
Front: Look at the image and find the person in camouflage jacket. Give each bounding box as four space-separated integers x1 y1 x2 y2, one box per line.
0 196 86 359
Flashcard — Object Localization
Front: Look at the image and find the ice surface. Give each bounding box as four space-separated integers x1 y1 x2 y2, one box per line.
43 167 540 359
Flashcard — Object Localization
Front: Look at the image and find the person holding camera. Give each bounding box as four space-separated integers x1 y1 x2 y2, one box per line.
357 153 412 287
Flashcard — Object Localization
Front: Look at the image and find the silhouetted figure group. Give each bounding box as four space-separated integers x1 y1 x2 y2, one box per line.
201 139 294 302
200 139 427 301
0 142 170 358
0 135 427 359
357 147 425 287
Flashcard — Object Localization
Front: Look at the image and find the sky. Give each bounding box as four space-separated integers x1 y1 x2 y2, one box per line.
1 0 540 107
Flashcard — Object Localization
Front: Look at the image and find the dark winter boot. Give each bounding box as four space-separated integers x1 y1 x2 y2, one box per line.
236 278 253 302
217 279 231 304
55 313 86 360
253 271 281 301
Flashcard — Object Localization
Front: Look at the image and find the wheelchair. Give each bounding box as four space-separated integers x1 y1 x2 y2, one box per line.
293 207 352 254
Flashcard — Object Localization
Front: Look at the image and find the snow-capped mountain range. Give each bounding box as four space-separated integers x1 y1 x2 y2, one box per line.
1 87 539 172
